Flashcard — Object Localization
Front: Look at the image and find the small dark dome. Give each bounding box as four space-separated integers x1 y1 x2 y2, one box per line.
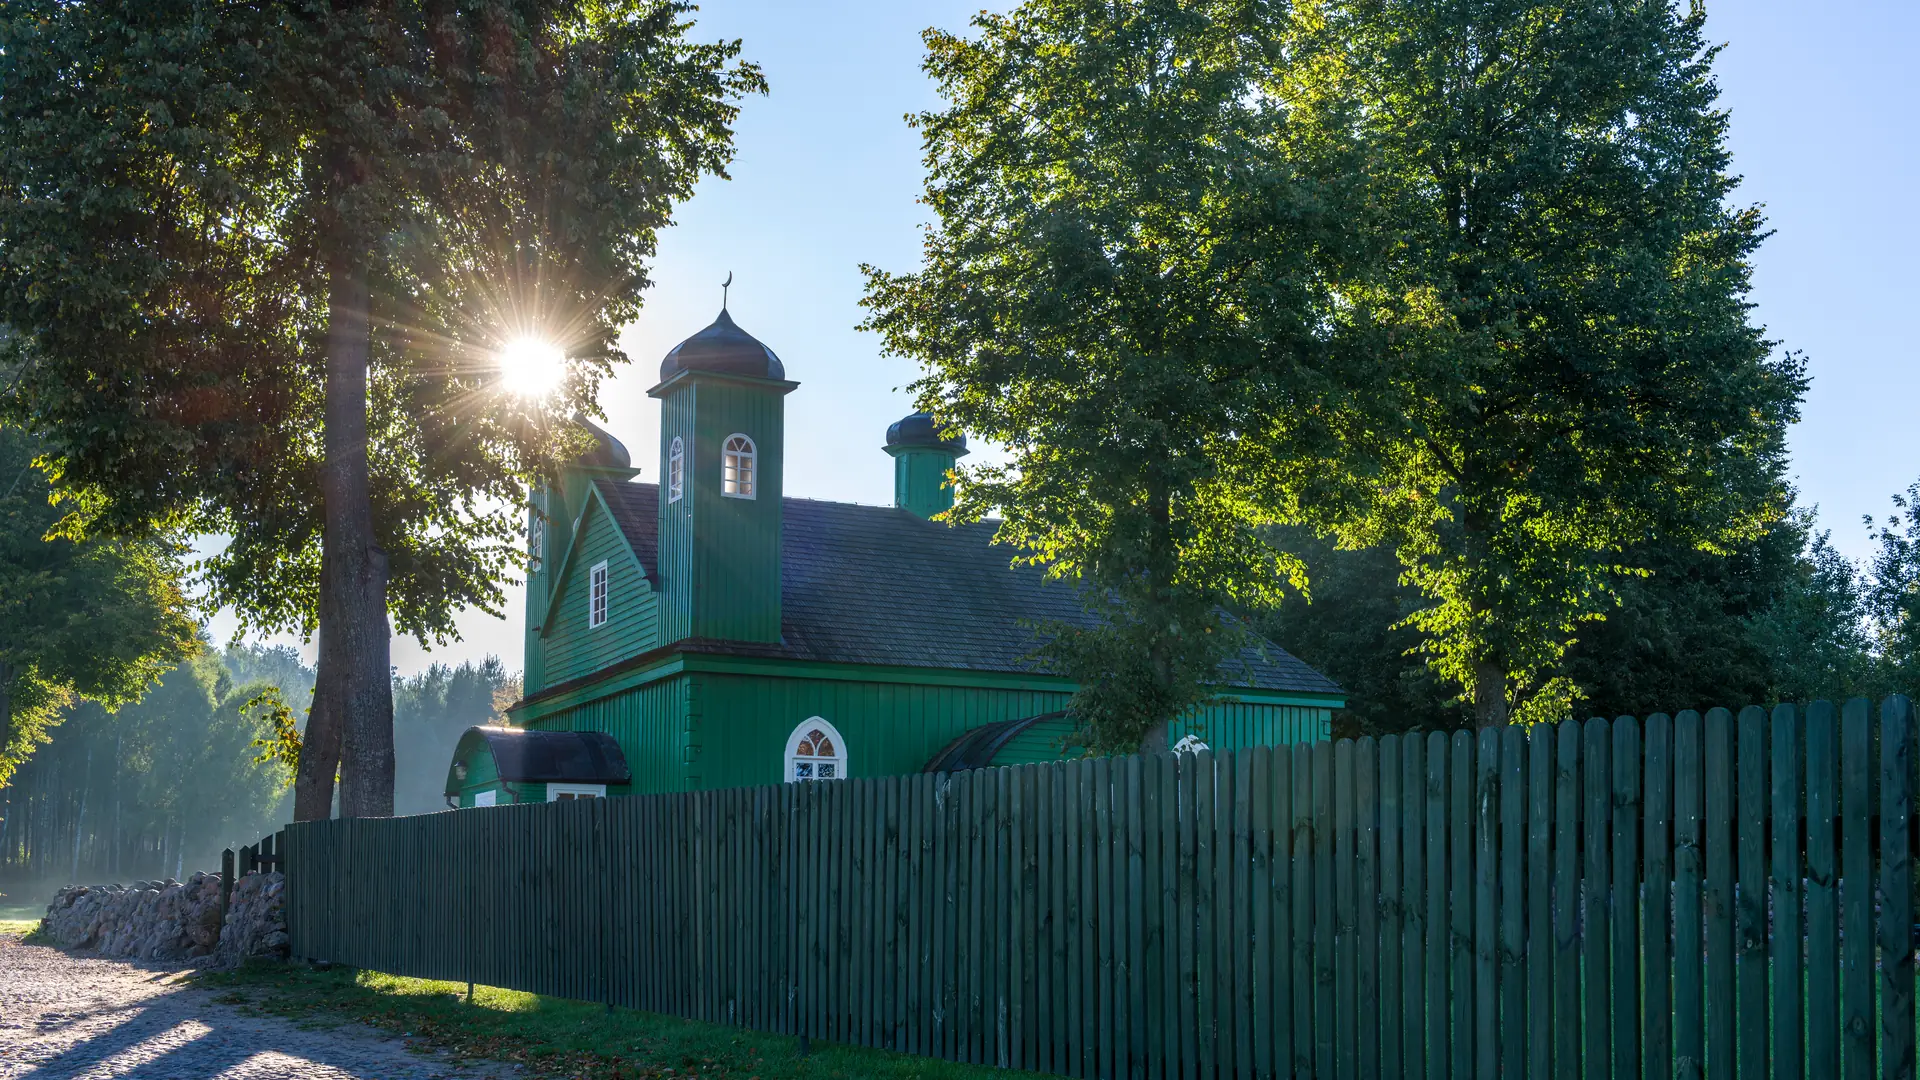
885 411 967 453
574 414 631 469
659 308 784 381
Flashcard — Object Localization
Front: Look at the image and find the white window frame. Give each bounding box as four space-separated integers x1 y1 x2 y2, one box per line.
588 560 610 628
472 789 498 807
667 436 684 503
528 513 545 572
1171 733 1211 754
784 716 847 783
721 434 756 499
547 783 606 801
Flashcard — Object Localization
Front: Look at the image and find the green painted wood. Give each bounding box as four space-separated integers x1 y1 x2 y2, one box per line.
1358 739 1381 1080
1553 722 1582 1080
1705 708 1736 1080
1808 700 1841 1079
1181 752 1201 1080
1643 714 1673 1080
1879 696 1915 1080
1613 717 1642 1080
1583 718 1612 1080
1095 757 1117 1080
1475 728 1498 1080
1197 751 1221 1079
1498 727 1525 1079
1144 754 1170 1080
1337 739 1359 1080
1737 706 1769 1080
1428 730 1452 1080
1033 765 1054 1071
1527 724 1555 1080
1771 704 1804 1080
1403 732 1427 1080
1251 747 1275 1080
1674 711 1705 1080
1295 742 1316 1080
1318 739 1339 1080
1452 729 1476 1080
1271 746 1294 1080
1124 757 1146 1079
1377 736 1403 1080
1842 698 1873 1080
1236 749 1251 1076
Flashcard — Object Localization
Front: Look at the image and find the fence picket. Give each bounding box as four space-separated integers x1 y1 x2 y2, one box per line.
1674 711 1706 1080
1294 742 1315 1080
1706 708 1737 1080
1499 727 1526 1079
1404 732 1428 1080
1337 739 1358 1080
1807 701 1841 1080
1879 696 1915 1080
1584 718 1612 1080
1772 704 1804 1080
1378 736 1403 1080
1613 717 1642 1080
1842 698 1873 1080
1475 727 1498 1080
1429 730 1452 1080
1643 714 1673 1080
1738 706 1770 1080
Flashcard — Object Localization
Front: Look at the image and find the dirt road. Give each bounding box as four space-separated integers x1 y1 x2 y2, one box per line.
0 932 508 1079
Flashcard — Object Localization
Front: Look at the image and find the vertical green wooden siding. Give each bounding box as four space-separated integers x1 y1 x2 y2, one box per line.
656 374 788 645
540 498 660 687
889 445 960 519
297 696 1920 1080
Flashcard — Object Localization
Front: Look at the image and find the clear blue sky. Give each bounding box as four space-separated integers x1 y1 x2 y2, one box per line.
209 0 1920 675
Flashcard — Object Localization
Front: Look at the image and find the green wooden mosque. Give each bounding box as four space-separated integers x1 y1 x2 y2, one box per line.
445 307 1343 807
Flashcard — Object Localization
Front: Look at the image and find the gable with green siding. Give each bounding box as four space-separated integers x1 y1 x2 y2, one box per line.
539 491 658 687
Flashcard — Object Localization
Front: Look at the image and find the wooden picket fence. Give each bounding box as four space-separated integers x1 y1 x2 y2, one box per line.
284 697 1920 1079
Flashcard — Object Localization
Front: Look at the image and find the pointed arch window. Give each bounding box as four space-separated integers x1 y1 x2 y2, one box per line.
785 717 847 782
668 436 685 503
722 434 756 499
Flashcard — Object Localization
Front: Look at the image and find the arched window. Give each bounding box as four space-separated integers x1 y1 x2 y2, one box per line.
785 717 847 782
528 513 545 572
667 436 685 503
722 434 756 499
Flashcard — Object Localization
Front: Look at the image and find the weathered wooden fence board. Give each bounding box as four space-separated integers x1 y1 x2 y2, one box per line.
283 697 1920 1080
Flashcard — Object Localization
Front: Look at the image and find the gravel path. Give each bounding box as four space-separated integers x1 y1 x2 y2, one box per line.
0 932 513 1080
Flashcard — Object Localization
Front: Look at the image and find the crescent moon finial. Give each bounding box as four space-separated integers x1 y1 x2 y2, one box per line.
722 271 733 311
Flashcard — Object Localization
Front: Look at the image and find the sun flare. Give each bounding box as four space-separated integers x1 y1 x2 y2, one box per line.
496 337 567 398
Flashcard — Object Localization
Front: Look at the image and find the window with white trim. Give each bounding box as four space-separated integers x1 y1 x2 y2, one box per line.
668 436 684 503
722 434 756 499
785 717 847 782
473 789 498 807
528 513 545 572
548 783 606 801
1171 733 1211 754
588 560 610 628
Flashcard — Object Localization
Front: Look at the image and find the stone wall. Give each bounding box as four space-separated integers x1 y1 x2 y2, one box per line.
38 870 289 965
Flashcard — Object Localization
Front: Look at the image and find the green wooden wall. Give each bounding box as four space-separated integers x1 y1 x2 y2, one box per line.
541 497 660 687
655 372 789 645
523 663 1334 793
888 445 959 519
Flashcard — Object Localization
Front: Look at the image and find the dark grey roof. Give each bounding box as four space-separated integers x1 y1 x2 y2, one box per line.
585 479 1341 696
924 711 1066 773
446 727 631 795
659 308 784 381
573 415 631 469
885 411 968 454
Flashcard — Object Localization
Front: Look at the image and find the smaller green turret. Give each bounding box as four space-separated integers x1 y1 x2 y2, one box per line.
885 412 968 520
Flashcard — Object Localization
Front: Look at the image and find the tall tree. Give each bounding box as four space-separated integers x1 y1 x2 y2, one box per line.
0 425 198 789
0 2 763 815
1270 0 1804 724
862 0 1354 753
1866 481 1920 695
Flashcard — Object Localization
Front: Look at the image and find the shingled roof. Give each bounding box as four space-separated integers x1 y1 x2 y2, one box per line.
592 479 1340 697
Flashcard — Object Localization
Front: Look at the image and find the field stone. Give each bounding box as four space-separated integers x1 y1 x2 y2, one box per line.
39 870 290 966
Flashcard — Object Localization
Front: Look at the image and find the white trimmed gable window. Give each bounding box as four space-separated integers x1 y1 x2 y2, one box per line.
722 434 756 499
588 560 610 628
668 436 684 503
528 514 545 572
548 783 605 801
785 717 846 782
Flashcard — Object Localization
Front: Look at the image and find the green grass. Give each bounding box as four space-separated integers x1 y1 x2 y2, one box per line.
0 919 41 937
191 963 1054 1080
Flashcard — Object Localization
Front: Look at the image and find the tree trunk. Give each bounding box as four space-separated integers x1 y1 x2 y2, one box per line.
312 256 395 819
1473 660 1510 727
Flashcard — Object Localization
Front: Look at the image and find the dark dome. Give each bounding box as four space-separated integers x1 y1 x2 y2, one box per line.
574 414 631 469
659 308 784 381
885 411 967 453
